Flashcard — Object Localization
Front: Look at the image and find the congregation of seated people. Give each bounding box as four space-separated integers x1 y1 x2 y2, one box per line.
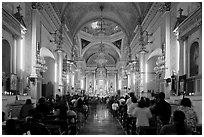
2 93 90 135
106 91 201 135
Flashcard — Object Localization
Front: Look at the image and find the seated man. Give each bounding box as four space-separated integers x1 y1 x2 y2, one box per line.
18 113 51 135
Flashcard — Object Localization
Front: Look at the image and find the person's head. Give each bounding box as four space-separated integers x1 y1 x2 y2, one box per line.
6 119 16 134
144 97 150 107
129 92 134 97
25 99 32 104
38 97 46 104
131 97 137 103
173 110 185 124
138 99 145 108
158 92 165 100
180 98 192 108
173 110 187 135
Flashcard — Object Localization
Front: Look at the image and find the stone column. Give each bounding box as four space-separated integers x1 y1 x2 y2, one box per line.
116 71 118 91
12 37 17 74
139 51 146 97
94 72 96 93
30 6 42 101
56 49 64 96
114 73 117 93
178 38 185 76
164 10 171 99
183 40 187 74
164 11 171 79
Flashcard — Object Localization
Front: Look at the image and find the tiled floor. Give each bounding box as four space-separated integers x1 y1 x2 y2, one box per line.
78 104 125 135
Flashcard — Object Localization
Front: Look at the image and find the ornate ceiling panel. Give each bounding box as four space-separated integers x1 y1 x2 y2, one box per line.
50 2 153 67
51 2 153 38
83 43 119 65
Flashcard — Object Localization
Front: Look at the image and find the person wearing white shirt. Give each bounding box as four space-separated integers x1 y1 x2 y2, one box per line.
133 99 152 127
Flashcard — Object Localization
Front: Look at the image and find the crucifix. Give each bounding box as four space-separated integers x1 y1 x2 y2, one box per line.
178 8 183 17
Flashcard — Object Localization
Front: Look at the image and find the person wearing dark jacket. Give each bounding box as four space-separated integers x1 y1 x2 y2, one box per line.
18 113 51 135
19 99 34 118
151 92 171 129
35 97 50 117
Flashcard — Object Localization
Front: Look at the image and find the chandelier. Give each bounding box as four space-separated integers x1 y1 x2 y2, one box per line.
34 42 47 73
95 42 107 65
94 5 107 66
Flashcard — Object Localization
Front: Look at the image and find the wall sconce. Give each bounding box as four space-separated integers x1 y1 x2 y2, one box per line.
29 77 36 85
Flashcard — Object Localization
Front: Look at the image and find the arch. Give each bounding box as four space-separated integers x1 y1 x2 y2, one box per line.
2 39 11 74
81 41 121 58
146 48 162 61
40 47 55 60
190 41 199 77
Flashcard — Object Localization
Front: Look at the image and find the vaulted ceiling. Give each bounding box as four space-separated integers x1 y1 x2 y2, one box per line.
51 2 153 67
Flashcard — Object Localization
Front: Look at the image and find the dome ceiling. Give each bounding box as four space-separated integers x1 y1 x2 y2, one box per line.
83 43 119 67
52 2 153 39
51 2 153 67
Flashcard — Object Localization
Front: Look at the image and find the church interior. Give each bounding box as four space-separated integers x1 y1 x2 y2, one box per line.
1 2 202 135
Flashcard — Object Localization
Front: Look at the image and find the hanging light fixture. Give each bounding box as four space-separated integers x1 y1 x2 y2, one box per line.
154 43 167 76
95 42 107 65
95 5 107 66
34 42 48 73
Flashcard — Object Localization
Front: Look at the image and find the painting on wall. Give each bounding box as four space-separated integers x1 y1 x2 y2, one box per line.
190 41 199 77
10 73 17 91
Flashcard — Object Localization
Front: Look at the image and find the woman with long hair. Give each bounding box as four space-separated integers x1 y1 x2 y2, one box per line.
174 98 198 131
159 110 192 135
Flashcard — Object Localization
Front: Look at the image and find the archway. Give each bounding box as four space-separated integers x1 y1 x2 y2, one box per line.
40 47 56 98
2 39 11 74
146 48 163 93
2 39 11 92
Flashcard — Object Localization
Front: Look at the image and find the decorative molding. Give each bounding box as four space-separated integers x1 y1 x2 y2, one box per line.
130 3 161 51
174 8 201 40
2 8 26 37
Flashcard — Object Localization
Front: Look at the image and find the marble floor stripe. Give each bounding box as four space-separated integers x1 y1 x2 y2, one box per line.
78 104 125 135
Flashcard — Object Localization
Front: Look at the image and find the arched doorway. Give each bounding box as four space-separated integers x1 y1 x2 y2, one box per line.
2 39 11 74
2 39 11 92
146 48 163 93
40 47 55 98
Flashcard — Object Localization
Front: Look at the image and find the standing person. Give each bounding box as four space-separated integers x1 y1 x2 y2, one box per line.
151 92 171 132
159 110 192 135
112 100 119 117
132 99 152 134
173 98 198 131
126 92 135 114
127 97 138 116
